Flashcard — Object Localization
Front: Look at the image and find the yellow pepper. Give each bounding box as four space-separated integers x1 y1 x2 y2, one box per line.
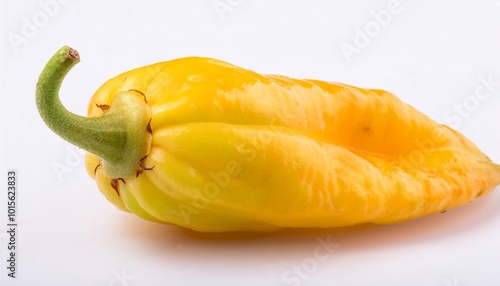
36 46 500 232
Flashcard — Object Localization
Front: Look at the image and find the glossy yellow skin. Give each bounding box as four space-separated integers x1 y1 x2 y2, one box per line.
85 57 500 232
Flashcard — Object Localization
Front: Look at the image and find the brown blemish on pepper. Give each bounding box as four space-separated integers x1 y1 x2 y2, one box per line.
95 103 110 111
129 89 148 103
146 118 152 134
94 164 101 176
136 155 155 177
110 178 126 196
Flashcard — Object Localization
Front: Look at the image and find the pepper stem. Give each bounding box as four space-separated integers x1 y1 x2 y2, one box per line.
36 46 152 179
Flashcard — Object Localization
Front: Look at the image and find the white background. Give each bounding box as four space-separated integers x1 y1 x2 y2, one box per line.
1 0 500 285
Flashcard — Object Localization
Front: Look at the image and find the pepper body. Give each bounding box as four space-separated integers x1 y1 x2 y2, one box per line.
80 57 500 232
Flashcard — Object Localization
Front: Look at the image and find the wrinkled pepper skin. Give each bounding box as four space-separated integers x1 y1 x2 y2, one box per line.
38 47 500 232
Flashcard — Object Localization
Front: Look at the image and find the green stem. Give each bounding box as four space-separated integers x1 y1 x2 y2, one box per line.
36 46 152 178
